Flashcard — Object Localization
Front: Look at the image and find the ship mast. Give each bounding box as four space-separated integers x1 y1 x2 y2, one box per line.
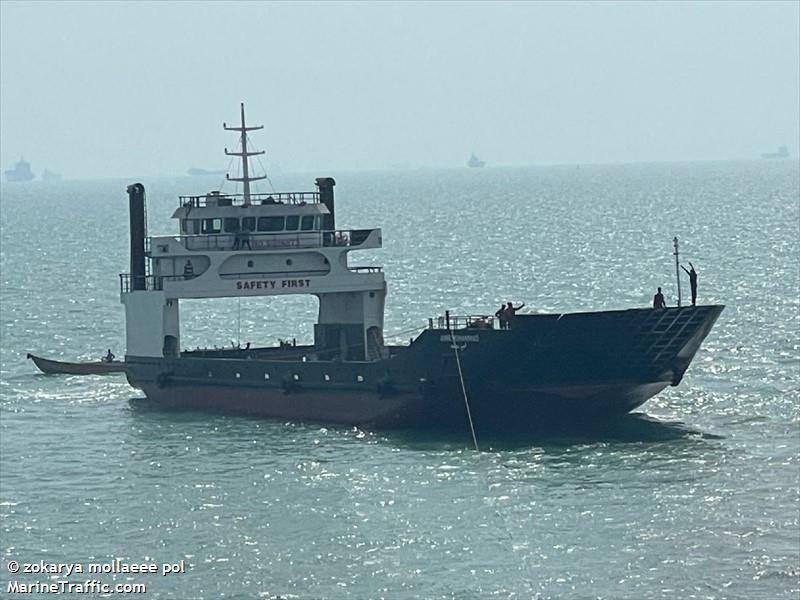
673 236 682 307
224 103 266 206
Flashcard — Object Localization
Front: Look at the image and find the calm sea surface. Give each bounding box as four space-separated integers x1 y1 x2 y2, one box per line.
1 161 798 599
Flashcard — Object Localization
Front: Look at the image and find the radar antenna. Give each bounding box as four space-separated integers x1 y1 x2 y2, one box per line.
224 102 266 206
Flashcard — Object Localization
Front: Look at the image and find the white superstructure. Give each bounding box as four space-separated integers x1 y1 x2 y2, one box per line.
121 105 386 362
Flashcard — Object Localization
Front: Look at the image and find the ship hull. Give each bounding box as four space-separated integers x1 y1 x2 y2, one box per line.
134 379 669 430
125 305 724 431
4 173 35 182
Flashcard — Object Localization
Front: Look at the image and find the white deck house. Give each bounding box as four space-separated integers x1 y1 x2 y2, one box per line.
121 105 386 362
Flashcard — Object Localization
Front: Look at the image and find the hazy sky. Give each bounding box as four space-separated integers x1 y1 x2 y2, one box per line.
1 1 798 178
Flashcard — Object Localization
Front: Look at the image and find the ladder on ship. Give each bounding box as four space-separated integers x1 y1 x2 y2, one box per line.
143 193 151 280
633 308 710 372
366 327 385 361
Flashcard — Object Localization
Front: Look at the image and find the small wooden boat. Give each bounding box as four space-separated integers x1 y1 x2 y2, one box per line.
26 353 126 375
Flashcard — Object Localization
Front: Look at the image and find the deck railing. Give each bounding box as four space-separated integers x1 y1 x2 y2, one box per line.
179 191 319 208
119 274 176 293
149 229 377 253
428 313 497 330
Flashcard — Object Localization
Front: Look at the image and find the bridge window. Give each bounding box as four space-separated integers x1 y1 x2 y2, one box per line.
224 218 240 233
242 217 256 232
285 215 300 231
301 215 315 231
258 216 285 232
201 218 221 234
184 219 201 234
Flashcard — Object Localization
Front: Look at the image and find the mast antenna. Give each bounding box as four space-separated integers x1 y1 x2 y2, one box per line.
224 102 266 206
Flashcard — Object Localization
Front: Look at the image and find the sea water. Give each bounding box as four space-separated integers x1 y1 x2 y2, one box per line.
1 161 798 599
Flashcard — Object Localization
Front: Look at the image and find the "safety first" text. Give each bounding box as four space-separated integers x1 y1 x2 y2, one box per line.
236 279 312 290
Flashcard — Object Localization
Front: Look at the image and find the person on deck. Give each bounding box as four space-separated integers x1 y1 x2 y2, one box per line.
104 349 115 363
653 287 667 308
183 260 194 280
495 305 508 329
504 302 526 328
681 262 698 306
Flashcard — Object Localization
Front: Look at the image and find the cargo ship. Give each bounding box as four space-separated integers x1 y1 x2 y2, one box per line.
120 105 723 431
467 152 485 168
4 158 35 182
761 146 789 159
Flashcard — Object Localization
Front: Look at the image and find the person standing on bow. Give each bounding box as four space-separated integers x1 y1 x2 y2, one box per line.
681 262 698 306
653 287 667 308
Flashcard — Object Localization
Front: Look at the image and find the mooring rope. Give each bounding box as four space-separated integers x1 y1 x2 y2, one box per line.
449 328 480 452
443 327 536 584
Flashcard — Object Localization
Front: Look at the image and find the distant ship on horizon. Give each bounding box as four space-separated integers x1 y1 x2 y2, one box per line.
761 145 789 159
467 152 486 168
4 158 35 182
187 167 227 177
42 169 62 181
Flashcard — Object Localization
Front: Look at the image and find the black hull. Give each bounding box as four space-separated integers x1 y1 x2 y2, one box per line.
135 379 670 431
126 305 723 431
